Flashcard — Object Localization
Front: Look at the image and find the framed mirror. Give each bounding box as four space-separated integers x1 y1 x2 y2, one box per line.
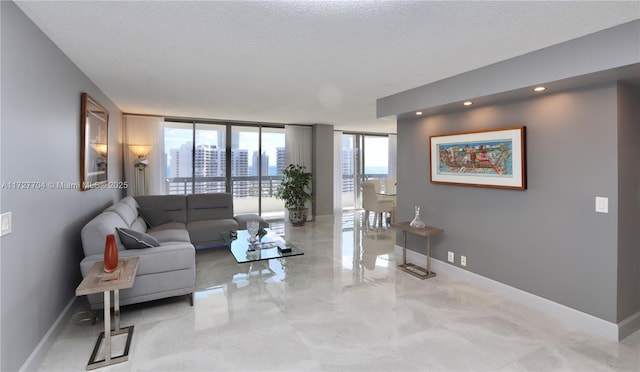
80 92 109 190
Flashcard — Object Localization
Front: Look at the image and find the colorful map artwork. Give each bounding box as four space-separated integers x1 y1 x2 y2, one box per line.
437 139 513 176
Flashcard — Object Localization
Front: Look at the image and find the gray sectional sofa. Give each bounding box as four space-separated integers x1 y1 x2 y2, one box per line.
80 193 268 309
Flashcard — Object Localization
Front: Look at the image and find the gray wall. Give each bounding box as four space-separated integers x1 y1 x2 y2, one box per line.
616 82 640 322
312 124 334 217
397 84 622 322
1 2 124 370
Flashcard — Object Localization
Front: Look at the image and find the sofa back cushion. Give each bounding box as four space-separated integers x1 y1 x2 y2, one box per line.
81 212 129 257
187 193 234 222
120 196 139 216
135 195 187 224
105 201 139 227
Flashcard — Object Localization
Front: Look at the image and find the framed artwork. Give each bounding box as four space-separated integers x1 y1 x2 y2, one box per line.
80 93 109 190
430 126 526 190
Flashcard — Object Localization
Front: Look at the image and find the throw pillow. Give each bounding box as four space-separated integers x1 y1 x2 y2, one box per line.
137 206 173 227
116 228 161 249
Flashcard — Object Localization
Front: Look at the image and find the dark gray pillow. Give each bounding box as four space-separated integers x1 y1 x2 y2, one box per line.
116 228 160 249
137 207 173 227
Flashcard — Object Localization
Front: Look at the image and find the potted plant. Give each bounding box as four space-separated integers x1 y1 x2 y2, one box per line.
275 164 312 226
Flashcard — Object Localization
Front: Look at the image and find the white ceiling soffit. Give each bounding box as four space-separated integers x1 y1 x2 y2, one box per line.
15 1 640 133
379 20 640 120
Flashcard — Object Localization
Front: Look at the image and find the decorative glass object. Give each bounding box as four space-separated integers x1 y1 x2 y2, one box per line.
247 220 260 243
409 205 426 228
103 234 119 273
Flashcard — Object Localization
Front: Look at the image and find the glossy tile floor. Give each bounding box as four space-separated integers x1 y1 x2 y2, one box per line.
39 211 639 371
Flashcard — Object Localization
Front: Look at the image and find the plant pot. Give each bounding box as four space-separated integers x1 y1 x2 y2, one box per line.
288 208 308 227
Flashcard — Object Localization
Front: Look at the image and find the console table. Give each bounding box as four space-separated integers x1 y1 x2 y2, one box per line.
76 257 139 370
391 221 444 279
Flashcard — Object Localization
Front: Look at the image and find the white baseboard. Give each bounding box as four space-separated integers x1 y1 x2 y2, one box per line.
20 297 78 371
395 245 633 342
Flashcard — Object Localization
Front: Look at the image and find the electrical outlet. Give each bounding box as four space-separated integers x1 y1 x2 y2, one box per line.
595 196 608 213
461 255 467 267
447 251 454 263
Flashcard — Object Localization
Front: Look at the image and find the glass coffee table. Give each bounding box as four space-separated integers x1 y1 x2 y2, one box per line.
221 229 304 263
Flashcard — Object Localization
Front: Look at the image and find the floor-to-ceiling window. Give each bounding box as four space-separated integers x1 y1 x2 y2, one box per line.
165 122 195 194
340 133 390 210
363 135 389 184
341 134 358 209
164 121 285 218
195 123 227 193
260 127 286 218
231 126 259 214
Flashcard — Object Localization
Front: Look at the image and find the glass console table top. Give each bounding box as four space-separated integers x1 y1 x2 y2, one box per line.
221 229 304 264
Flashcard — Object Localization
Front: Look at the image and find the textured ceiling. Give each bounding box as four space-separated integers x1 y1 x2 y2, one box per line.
15 1 640 132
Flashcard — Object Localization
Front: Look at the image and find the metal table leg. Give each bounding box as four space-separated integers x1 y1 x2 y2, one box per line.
86 289 134 370
397 230 437 280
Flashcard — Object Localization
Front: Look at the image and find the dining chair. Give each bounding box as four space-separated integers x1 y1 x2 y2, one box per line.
361 181 394 228
384 178 397 194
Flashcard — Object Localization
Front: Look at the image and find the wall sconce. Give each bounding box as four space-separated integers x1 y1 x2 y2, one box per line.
129 145 152 195
91 143 108 157
91 143 108 170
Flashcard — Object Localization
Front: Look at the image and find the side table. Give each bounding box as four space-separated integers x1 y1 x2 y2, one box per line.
76 257 139 370
391 221 444 279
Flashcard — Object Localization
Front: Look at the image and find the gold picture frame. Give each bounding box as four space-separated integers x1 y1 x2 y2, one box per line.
80 93 109 190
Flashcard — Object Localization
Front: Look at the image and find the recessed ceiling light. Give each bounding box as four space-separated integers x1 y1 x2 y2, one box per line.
416 111 423 116
463 101 473 106
533 86 547 92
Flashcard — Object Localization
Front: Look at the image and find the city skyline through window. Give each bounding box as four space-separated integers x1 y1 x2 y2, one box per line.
164 123 390 215
164 121 285 217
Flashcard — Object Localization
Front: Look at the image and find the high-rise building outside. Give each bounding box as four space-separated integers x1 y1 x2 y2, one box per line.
342 147 355 193
168 142 249 195
251 151 269 176
170 142 193 178
276 147 286 175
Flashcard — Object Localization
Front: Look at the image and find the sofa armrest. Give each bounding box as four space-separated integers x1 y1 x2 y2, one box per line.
80 242 195 277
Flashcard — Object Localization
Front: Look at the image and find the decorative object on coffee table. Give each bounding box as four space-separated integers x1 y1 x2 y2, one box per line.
103 234 119 273
247 220 260 244
275 164 312 226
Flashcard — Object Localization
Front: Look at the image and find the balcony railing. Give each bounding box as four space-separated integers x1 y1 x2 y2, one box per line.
166 172 388 216
167 174 388 195
166 176 283 197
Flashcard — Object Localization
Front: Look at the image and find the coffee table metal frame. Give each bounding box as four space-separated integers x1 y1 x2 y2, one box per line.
76 257 139 370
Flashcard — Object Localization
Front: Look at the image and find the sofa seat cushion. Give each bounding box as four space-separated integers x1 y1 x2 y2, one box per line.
147 228 191 244
148 222 187 232
80 242 195 277
187 219 239 245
